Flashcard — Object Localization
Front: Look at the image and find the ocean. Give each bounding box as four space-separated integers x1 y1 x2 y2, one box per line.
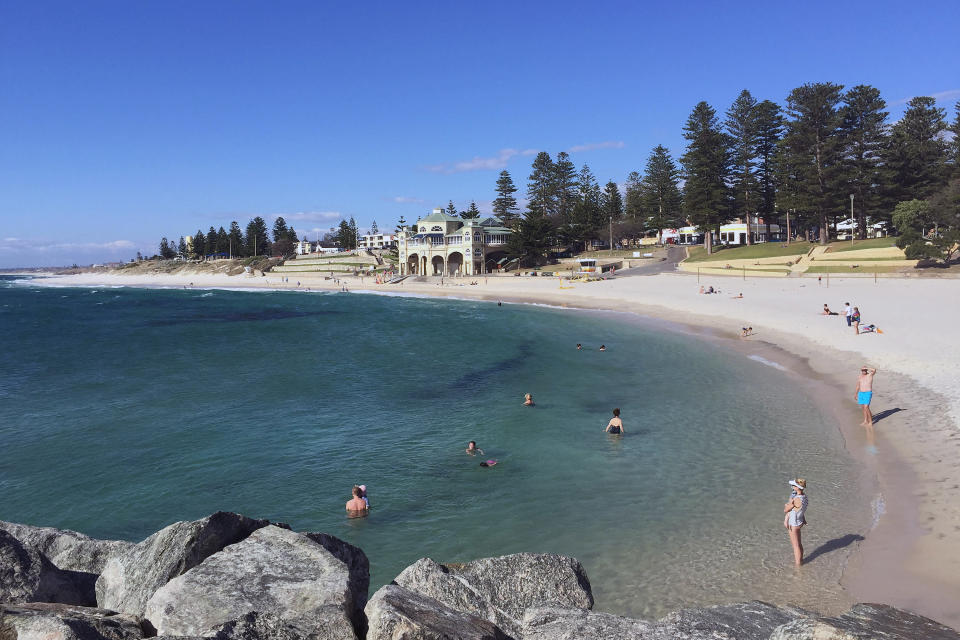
0 276 872 618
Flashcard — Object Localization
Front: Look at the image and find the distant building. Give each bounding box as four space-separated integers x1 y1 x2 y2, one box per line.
294 239 313 255
358 232 397 250
672 219 783 245
398 208 513 276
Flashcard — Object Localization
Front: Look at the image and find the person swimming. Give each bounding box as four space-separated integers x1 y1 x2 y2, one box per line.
576 343 582 350
599 345 606 351
466 440 484 455
358 484 369 508
346 485 368 517
605 408 624 434
524 393 535 406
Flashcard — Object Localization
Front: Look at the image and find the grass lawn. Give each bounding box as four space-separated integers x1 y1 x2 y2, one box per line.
684 242 813 263
804 265 905 274
826 237 898 252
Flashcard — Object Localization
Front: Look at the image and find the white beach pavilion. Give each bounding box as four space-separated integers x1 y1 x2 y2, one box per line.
398 208 513 276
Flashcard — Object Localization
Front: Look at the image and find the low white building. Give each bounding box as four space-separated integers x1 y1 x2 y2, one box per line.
674 220 783 245
359 233 397 250
294 239 314 255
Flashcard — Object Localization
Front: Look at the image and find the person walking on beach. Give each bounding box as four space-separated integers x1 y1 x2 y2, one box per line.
856 367 878 426
605 408 624 434
784 478 808 566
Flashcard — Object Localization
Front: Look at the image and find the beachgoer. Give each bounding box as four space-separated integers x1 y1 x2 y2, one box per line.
740 327 753 337
844 302 852 327
818 276 822 286
358 484 369 508
605 408 624 434
576 343 582 350
707 286 715 294
783 478 808 566
733 292 743 299
466 441 483 455
346 485 368 516
699 286 705 294
860 324 881 334
852 307 861 334
822 304 838 316
524 393 535 406
855 367 877 426
599 345 606 351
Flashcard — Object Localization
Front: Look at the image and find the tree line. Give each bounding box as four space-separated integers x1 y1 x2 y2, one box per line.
469 84 960 263
156 217 299 260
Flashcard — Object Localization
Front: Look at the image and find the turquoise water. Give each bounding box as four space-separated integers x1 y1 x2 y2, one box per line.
0 276 871 617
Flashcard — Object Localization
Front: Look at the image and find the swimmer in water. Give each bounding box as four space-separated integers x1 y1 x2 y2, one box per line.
524 393 535 406
466 441 483 456
346 485 368 517
605 408 624 434
576 343 582 350
599 345 606 351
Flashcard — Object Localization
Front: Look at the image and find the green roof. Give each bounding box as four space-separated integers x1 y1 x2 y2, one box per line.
419 211 462 223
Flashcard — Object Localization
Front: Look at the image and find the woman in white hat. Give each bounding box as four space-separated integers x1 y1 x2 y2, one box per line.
783 478 808 566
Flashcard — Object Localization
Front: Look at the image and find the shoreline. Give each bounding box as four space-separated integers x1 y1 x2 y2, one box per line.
13 269 960 626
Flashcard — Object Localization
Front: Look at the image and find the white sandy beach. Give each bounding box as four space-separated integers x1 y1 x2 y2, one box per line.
27 268 960 625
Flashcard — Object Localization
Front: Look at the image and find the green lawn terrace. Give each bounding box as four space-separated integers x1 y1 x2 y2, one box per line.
270 251 394 275
679 238 915 276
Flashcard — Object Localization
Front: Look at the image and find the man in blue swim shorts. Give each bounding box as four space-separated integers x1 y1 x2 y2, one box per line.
855 366 877 426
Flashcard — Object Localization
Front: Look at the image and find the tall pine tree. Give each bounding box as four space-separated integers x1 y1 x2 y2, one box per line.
624 171 643 220
553 151 578 223
492 170 520 227
754 100 784 237
638 145 683 242
446 200 458 218
782 82 844 244
681 101 731 254
838 85 888 238
461 201 481 219
526 152 556 219
245 217 270 256
192 229 206 259
884 96 949 203
602 181 624 223
726 90 759 244
228 221 244 257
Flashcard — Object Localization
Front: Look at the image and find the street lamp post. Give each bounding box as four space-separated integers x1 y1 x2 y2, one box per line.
609 216 613 257
850 194 855 246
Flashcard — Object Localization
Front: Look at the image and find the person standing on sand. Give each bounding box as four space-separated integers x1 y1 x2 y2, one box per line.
784 479 808 566
856 367 878 425
852 307 861 334
844 302 853 327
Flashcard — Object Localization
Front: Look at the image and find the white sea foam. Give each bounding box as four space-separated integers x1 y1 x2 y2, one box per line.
871 493 886 529
748 354 788 371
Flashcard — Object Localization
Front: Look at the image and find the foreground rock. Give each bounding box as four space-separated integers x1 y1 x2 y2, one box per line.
96 512 269 616
365 584 509 640
393 554 592 637
0 602 145 640
144 526 364 640
0 521 133 575
770 603 960 640
523 601 808 640
0 530 91 606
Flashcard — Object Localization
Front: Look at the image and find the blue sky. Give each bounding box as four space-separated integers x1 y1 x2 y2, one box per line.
1 1 958 267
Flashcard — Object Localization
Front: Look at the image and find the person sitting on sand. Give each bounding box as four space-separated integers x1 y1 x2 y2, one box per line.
605 408 625 434
524 393 535 406
699 286 705 294
822 304 838 316
783 479 808 566
346 485 368 517
466 440 484 455
740 327 753 337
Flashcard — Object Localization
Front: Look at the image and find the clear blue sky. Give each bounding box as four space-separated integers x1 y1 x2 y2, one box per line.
1 1 958 266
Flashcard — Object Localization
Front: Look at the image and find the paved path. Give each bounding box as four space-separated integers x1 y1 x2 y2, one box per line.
615 246 685 276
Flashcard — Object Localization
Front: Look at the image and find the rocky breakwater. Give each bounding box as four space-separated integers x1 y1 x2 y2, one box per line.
1 512 958 640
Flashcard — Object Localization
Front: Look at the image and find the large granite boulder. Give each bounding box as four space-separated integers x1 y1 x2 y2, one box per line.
770 603 960 640
0 602 145 640
521 606 656 640
96 512 269 616
0 530 90 606
0 522 133 574
303 533 369 625
143 526 363 640
658 601 811 639
365 584 510 640
392 554 592 638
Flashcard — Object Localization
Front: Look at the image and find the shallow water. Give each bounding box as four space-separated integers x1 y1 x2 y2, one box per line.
0 276 871 617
